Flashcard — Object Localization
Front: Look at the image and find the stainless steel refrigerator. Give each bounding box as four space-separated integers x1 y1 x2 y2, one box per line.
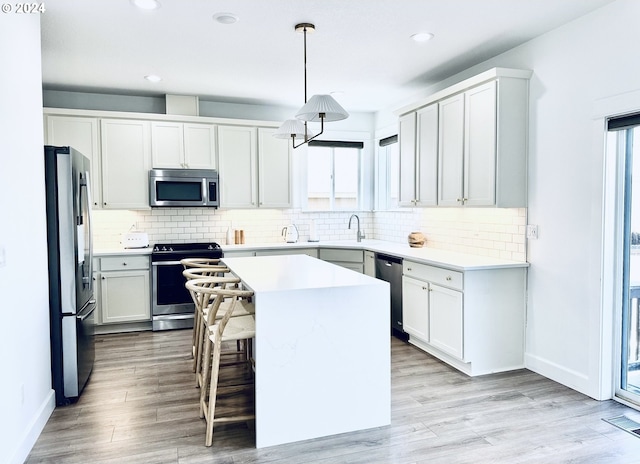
44 145 96 406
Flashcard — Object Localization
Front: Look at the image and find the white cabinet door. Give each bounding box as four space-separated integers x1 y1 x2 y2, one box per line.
100 270 150 324
364 251 376 277
258 127 291 207
184 123 217 169
100 119 151 209
438 93 465 206
416 104 438 206
429 283 464 359
402 276 430 341
151 122 217 170
218 125 257 208
151 121 184 168
398 112 417 206
46 115 102 208
464 81 497 206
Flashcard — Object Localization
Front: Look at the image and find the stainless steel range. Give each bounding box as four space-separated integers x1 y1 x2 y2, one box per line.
151 242 223 331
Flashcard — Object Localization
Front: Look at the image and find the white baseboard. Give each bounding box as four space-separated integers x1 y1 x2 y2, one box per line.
9 389 55 464
524 352 602 399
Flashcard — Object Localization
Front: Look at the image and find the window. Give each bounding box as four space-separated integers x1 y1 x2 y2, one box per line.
306 141 362 211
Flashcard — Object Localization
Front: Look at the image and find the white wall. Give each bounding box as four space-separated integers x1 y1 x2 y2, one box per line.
444 0 638 399
0 13 54 464
372 0 638 400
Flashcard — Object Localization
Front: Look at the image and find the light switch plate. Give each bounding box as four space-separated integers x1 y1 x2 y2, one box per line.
526 225 539 240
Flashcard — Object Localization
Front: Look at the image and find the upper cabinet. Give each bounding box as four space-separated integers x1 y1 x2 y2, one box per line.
45 115 102 208
43 110 291 210
398 112 417 206
439 81 497 206
399 104 439 207
396 67 531 208
218 125 291 208
100 119 151 209
257 127 292 207
218 125 257 208
151 121 217 170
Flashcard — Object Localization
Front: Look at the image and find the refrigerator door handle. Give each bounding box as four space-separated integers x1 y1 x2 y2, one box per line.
85 171 94 286
77 301 96 322
80 171 94 288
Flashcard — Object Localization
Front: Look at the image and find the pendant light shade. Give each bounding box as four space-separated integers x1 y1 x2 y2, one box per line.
273 119 308 139
273 22 349 149
295 94 349 122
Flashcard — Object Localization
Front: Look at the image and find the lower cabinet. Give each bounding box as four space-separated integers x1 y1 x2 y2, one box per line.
95 255 151 330
428 283 464 360
255 248 318 258
402 259 525 376
364 250 375 277
319 248 364 273
402 276 430 342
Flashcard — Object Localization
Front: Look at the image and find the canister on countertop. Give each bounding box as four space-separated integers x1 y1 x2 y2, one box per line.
408 231 426 248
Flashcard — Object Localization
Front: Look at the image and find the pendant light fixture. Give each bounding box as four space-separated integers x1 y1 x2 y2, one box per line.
274 23 349 149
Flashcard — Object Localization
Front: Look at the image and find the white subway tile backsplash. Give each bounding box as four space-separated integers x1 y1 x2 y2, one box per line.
92 206 526 261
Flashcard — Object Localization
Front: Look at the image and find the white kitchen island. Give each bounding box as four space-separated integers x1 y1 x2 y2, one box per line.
221 254 391 448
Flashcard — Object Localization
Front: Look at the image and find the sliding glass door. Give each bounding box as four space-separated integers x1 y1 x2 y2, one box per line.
612 117 640 405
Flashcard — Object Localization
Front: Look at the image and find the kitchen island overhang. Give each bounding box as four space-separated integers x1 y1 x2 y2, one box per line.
221 254 391 448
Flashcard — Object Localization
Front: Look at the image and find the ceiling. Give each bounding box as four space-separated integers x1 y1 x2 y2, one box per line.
40 0 615 114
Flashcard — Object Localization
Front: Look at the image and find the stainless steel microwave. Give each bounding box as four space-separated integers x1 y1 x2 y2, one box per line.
149 169 219 207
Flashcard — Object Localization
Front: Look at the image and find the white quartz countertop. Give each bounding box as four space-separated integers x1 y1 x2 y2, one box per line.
94 239 528 270
222 254 385 293
94 247 152 257
223 239 528 271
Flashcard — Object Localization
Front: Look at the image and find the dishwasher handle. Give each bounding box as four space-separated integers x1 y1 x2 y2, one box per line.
375 253 403 265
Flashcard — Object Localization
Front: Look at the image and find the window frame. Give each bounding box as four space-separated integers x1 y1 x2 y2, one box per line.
302 140 364 212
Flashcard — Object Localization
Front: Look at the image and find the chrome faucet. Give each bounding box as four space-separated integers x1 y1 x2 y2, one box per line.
348 214 365 242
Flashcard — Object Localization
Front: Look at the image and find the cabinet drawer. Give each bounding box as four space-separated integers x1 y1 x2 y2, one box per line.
403 261 463 290
319 248 363 263
100 255 149 271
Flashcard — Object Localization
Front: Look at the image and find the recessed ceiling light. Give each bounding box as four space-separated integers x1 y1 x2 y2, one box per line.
213 12 239 24
144 74 162 83
131 0 160 10
411 32 434 43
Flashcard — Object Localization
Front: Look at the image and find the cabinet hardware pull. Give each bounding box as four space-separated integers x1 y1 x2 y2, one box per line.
407 267 412 271
422 286 427 290
446 276 452 281
123 262 127 266
101 276 105 280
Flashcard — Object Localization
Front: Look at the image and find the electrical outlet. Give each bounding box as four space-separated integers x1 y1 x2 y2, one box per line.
526 224 539 240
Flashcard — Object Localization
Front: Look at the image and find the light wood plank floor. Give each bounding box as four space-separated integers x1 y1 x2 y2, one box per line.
27 329 640 463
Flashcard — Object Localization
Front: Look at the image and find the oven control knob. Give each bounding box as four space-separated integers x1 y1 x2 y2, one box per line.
161 246 167 251
169 247 173 252
208 245 213 250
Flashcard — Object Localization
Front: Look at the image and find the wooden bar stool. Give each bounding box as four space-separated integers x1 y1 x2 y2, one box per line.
181 257 225 270
181 257 229 358
185 277 254 388
197 288 255 447
183 272 240 372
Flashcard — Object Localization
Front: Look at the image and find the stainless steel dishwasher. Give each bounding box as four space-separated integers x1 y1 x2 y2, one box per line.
375 253 408 340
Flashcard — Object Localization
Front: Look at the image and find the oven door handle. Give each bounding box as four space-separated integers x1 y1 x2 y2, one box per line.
152 260 183 266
